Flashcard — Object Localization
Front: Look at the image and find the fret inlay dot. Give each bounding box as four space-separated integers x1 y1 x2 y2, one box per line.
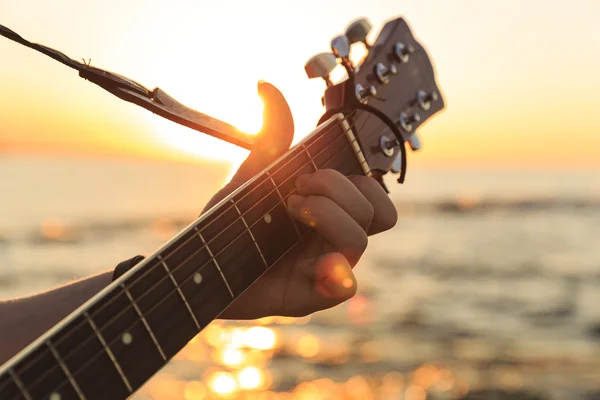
194 272 203 284
122 332 133 345
50 393 61 400
264 213 272 224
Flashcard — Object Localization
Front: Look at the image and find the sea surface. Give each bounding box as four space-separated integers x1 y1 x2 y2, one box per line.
1 155 599 400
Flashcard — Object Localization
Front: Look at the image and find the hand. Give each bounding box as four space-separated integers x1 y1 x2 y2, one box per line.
203 81 397 319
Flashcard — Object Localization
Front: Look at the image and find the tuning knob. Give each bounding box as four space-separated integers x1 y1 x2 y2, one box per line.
330 35 353 73
375 63 398 84
397 111 421 132
407 133 422 151
417 90 439 111
394 42 414 63
355 83 377 103
304 53 338 87
345 18 373 49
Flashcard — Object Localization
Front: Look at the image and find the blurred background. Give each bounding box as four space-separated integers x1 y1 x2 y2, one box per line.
1 0 599 399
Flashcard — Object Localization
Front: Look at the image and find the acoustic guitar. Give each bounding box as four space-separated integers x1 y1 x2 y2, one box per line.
0 16 444 400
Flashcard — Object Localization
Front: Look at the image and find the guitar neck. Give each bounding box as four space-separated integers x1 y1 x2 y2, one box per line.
0 113 371 400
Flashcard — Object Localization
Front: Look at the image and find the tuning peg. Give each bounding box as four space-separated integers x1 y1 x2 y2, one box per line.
407 132 422 151
331 35 350 59
394 42 415 63
375 62 398 84
417 90 439 111
345 18 373 49
355 83 377 103
304 53 338 87
397 111 421 132
331 35 353 74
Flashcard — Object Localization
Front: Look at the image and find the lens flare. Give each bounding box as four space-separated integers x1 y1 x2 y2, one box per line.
208 372 237 396
296 334 320 358
237 366 264 390
244 326 277 350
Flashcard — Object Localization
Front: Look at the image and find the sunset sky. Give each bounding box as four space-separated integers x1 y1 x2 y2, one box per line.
1 0 599 169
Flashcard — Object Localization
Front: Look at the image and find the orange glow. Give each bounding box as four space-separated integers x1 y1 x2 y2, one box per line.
184 381 207 400
405 385 426 400
219 347 245 367
435 369 455 392
39 218 74 241
412 364 440 388
342 278 353 288
237 366 267 390
344 376 372 400
347 295 373 326
453 380 470 398
151 217 177 240
203 324 231 348
208 372 238 396
296 334 320 358
244 326 278 350
3 1 600 171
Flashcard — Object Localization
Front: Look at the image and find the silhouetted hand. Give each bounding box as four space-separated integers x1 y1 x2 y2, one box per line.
202 81 397 319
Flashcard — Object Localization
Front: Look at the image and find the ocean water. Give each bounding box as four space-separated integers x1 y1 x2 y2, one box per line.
1 155 599 400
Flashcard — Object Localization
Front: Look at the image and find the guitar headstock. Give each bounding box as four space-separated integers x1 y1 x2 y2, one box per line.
305 17 444 188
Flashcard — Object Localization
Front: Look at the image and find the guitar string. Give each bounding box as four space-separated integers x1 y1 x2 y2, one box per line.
4 108 379 397
5 107 399 399
24 115 369 399
4 106 398 398
0 108 355 396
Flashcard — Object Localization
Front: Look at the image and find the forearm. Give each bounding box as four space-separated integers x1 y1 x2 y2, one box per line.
0 271 112 365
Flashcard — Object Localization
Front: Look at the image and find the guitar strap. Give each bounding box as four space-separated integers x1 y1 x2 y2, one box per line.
0 23 256 150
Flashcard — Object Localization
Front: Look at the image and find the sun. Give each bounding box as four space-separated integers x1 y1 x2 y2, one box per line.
146 95 263 166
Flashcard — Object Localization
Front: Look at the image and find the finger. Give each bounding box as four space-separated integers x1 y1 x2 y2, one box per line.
202 81 294 213
287 194 368 266
306 252 358 311
294 170 374 231
230 81 294 185
347 175 398 235
280 248 357 316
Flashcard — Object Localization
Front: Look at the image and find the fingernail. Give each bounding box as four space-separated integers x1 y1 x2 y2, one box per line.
287 194 305 209
295 174 311 189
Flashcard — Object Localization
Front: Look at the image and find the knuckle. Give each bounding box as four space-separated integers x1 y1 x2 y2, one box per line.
312 169 344 188
362 202 375 227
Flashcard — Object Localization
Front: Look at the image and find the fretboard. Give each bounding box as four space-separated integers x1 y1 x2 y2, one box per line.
0 113 371 400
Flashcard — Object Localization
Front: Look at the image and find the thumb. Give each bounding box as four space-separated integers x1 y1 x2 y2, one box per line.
202 81 294 213
231 80 294 184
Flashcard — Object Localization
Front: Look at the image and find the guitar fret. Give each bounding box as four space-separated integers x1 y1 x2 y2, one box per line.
0 114 375 399
46 341 86 400
302 143 319 171
230 200 269 269
83 312 133 393
339 116 371 176
121 285 167 361
266 171 302 239
157 255 201 330
195 227 235 298
8 369 33 400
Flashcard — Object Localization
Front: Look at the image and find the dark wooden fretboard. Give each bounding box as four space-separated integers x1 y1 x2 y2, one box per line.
0 113 371 400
